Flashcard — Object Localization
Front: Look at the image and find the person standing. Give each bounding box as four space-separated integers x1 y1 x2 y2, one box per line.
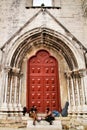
23 106 27 116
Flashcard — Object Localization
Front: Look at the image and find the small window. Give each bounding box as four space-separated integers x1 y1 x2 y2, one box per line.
33 0 52 6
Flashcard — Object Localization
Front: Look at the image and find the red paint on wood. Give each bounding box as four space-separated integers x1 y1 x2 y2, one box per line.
27 50 61 112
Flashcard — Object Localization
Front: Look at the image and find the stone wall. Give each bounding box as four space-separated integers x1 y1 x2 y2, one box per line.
0 0 87 48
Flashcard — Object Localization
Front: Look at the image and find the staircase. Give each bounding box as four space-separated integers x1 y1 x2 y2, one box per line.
22 114 87 130
26 117 62 130
0 113 86 130
21 114 69 130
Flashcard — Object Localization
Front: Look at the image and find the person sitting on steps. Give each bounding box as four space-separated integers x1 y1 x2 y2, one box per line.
61 101 69 117
44 107 55 125
29 105 38 125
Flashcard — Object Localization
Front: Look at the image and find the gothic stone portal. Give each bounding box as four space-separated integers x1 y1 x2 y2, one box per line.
27 50 61 113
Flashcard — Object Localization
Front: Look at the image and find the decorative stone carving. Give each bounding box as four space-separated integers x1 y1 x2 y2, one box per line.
12 67 20 74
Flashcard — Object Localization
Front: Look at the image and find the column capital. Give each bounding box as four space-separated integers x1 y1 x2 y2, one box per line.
64 71 72 79
12 67 20 74
4 65 11 73
19 71 23 77
65 68 87 78
78 68 87 77
69 68 87 78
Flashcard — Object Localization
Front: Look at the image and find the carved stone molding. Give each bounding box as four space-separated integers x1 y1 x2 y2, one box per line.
78 68 87 77
72 69 87 78
65 68 87 78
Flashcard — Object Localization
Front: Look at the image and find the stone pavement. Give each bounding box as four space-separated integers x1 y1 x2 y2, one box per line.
0 128 28 130
0 127 60 130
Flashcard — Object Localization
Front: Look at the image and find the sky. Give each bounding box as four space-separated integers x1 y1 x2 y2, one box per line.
33 0 52 6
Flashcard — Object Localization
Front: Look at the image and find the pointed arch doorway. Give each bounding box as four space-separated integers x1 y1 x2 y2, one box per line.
27 50 61 113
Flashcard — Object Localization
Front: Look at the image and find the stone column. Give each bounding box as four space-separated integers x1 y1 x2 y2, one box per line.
4 72 8 103
19 77 21 105
67 78 71 107
78 71 85 106
83 75 87 105
65 72 71 113
81 70 87 113
9 76 13 110
76 77 81 113
83 75 87 114
72 72 81 113
12 67 20 111
71 77 76 113
14 76 18 108
72 69 87 115
0 66 11 111
9 76 13 104
18 73 23 111
65 72 75 114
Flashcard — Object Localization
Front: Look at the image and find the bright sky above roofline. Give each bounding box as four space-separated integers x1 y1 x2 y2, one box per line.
33 0 52 6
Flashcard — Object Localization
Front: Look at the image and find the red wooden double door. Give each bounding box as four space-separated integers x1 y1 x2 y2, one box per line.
27 50 61 113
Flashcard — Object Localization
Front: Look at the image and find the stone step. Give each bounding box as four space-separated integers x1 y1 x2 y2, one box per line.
0 118 27 128
0 115 86 130
27 118 62 130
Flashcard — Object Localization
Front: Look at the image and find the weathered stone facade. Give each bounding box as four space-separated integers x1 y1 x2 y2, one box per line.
0 0 87 118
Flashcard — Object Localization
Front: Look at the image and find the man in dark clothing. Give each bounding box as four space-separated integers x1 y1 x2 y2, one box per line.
23 106 27 116
45 108 55 125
